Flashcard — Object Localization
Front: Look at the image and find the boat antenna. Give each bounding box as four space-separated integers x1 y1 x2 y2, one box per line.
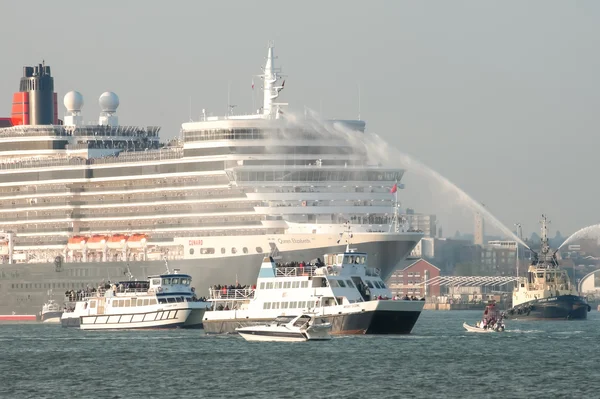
337 222 354 252
125 263 134 280
164 256 170 274
540 214 551 261
358 81 361 120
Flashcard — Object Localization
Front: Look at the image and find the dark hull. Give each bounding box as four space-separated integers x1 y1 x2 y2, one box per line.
61 316 80 328
0 236 419 315
505 295 591 320
204 309 422 335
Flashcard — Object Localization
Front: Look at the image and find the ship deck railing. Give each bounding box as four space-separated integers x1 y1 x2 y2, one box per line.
318 265 380 277
275 266 318 277
208 288 255 301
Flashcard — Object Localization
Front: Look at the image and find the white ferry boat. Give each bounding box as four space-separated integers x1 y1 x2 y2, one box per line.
61 269 209 330
40 299 62 323
236 313 332 342
0 45 425 316
203 236 424 335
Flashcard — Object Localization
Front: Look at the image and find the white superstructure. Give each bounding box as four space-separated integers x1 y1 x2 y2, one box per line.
203 243 425 335
0 46 425 316
61 269 209 330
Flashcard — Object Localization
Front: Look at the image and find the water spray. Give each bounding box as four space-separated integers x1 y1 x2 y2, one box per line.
559 224 600 250
278 109 530 250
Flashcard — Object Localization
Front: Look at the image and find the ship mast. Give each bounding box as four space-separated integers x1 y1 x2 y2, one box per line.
261 43 286 118
540 214 551 262
389 181 402 233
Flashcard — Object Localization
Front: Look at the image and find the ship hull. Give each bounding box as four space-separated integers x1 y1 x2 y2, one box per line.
41 311 62 323
203 300 424 335
505 295 590 320
0 234 419 315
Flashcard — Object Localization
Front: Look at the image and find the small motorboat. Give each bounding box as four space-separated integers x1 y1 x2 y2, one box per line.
463 321 505 333
236 313 332 342
464 301 506 333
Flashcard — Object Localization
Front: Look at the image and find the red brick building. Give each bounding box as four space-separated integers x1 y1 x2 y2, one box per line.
387 259 441 298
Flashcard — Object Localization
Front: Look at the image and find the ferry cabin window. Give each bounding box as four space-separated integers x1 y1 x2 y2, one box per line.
299 301 307 308
373 281 381 289
379 281 386 288
243 247 249 254
221 248 226 254
329 280 339 288
346 280 355 288
284 281 291 289
266 282 274 289
276 282 283 289
200 248 215 255
292 281 300 289
152 279 161 285
338 280 347 288
301 281 309 288
124 299 131 307
263 302 272 309
148 299 155 305
232 248 237 254
273 302 280 309
180 278 188 285
281 302 289 309
90 301 96 309
366 281 374 288
256 247 263 254
336 255 343 264
162 278 171 285
260 282 265 289
290 301 298 308
189 248 194 255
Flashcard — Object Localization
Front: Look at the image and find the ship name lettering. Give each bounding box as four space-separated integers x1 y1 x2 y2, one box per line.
188 240 203 246
277 238 311 245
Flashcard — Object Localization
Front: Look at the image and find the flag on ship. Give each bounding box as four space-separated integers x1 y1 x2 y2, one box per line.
390 183 398 194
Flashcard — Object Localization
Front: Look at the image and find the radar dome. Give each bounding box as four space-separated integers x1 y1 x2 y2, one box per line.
99 91 119 112
63 91 84 112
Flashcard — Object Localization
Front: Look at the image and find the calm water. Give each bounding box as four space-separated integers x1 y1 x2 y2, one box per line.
1 311 599 399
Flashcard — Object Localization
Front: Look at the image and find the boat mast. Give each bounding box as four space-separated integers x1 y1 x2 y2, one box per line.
389 182 401 233
262 42 284 118
337 223 354 252
540 214 551 262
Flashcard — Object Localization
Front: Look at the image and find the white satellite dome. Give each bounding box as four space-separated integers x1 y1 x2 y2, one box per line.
63 91 84 112
99 91 119 112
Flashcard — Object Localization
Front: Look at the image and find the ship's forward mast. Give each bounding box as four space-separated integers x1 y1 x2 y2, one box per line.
261 43 287 118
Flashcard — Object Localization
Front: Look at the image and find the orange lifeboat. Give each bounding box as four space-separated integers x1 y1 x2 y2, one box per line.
106 234 129 249
67 235 88 250
87 235 108 250
127 234 148 249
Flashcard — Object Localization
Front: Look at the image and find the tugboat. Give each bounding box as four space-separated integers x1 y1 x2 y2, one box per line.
505 215 591 320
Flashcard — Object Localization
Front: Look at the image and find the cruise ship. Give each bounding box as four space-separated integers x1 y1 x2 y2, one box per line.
0 46 424 315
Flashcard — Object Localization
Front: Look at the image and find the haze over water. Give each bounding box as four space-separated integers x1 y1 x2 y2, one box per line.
1 312 597 399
